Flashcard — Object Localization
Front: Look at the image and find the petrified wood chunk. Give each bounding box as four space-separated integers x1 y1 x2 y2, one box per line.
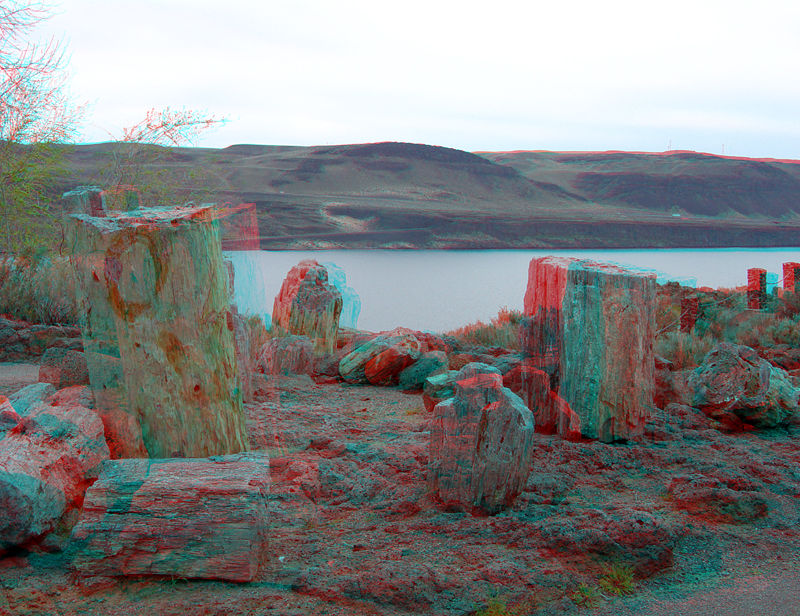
428 363 535 515
67 205 249 459
258 335 314 376
272 260 343 355
339 327 421 384
523 256 656 443
0 399 110 554
70 453 271 582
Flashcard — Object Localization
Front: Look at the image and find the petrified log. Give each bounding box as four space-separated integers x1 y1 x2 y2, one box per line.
523 256 656 442
428 363 535 515
339 327 421 384
70 453 270 582
272 260 343 355
0 400 110 554
67 205 249 459
62 186 106 217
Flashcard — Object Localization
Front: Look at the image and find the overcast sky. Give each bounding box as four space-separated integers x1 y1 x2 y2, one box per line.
36 0 800 159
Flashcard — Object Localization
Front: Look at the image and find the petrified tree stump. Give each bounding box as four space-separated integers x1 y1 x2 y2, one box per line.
783 262 800 295
428 363 535 515
70 453 270 582
747 268 767 310
67 205 249 458
523 256 656 442
273 260 343 355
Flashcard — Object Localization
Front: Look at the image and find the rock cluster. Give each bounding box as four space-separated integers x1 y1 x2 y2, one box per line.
689 342 799 428
0 317 82 362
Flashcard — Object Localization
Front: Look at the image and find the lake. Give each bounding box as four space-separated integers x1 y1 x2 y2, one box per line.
224 248 800 334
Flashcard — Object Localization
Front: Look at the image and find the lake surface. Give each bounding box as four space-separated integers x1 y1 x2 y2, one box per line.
224 248 800 334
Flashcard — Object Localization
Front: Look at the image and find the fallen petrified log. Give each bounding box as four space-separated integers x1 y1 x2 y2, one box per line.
522 256 656 442
0 392 110 554
339 327 421 384
70 453 271 582
428 363 535 515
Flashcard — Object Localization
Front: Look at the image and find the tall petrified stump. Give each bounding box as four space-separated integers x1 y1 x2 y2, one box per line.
523 256 656 442
273 260 343 355
67 205 249 458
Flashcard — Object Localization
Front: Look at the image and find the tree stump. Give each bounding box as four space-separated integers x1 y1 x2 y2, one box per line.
67 205 249 458
523 256 656 442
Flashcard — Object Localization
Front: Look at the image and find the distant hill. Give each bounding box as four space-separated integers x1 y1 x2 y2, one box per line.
53 141 800 249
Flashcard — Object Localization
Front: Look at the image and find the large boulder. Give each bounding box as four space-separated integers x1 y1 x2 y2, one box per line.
258 335 314 376
38 347 90 389
523 256 656 442
272 260 343 355
7 382 57 416
0 395 110 554
689 343 799 428
70 453 270 582
339 328 421 384
428 363 535 515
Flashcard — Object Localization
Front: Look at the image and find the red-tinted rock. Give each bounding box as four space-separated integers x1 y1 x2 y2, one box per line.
365 347 418 386
0 400 110 553
70 453 270 582
38 348 89 389
689 343 799 428
258 335 314 376
272 260 343 355
428 363 535 515
339 328 420 384
523 256 656 443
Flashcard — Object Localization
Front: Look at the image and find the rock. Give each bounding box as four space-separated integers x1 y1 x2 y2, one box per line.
259 335 314 376
0 401 110 554
422 370 458 412
0 396 20 435
230 305 254 403
272 260 343 355
364 340 421 386
503 363 581 440
398 351 448 391
339 328 421 384
668 474 768 524
38 348 90 389
7 383 56 416
523 256 656 443
428 363 535 515
689 343 799 428
67 205 250 459
70 453 270 582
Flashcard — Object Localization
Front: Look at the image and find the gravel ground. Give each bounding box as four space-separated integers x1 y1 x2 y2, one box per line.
0 362 39 398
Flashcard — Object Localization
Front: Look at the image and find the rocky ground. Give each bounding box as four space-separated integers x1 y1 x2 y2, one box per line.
2 370 800 615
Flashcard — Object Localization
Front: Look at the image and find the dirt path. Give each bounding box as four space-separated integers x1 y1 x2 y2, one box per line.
0 362 39 398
